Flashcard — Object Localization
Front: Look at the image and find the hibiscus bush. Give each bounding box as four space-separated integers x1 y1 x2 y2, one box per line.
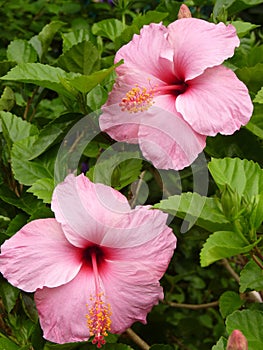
0 0 263 350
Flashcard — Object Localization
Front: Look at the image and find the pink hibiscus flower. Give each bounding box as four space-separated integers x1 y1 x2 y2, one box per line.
0 174 176 347
100 18 253 170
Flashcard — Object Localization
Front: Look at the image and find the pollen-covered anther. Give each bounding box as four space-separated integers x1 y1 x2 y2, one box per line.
119 85 155 113
86 292 112 348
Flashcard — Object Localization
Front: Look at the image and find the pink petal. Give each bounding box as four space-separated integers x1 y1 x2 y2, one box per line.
101 206 171 248
35 267 95 344
101 225 176 333
115 23 175 83
0 219 82 292
176 65 253 136
52 174 131 248
167 18 240 81
138 103 206 170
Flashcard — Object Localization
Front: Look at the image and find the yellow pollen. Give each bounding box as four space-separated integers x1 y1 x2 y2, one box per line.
86 293 112 348
119 85 155 113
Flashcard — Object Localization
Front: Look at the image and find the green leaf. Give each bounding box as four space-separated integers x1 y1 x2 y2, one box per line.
0 86 15 111
7 39 37 64
200 231 258 267
246 104 263 139
150 345 173 350
44 343 133 350
70 61 122 94
0 215 10 229
57 41 100 75
212 337 227 350
155 192 232 232
92 19 126 42
254 87 263 104
0 337 20 350
62 29 93 52
208 158 263 198
236 63 263 93
6 213 28 237
86 85 108 111
219 291 244 318
240 260 263 293
87 148 142 190
27 178 54 204
0 185 49 215
1 63 79 98
0 277 20 313
11 136 52 186
230 21 260 37
226 310 263 350
38 21 65 59
0 112 38 146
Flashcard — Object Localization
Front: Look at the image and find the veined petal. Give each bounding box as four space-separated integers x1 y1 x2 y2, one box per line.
101 206 171 248
35 267 95 344
176 65 253 136
115 23 175 83
0 219 82 292
138 103 206 170
167 18 239 81
52 174 131 248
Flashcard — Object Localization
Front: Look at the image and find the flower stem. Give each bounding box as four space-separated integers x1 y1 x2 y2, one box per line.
125 328 150 350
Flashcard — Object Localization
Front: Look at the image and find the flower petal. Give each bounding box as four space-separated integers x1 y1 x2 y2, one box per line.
138 103 206 170
115 23 175 83
167 18 239 80
52 174 131 248
101 226 176 333
0 219 82 292
101 206 171 248
176 65 253 136
35 267 95 344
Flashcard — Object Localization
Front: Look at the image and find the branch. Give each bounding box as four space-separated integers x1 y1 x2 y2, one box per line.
125 328 150 350
166 300 219 309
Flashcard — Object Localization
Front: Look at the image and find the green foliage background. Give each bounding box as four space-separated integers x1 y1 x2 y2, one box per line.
0 0 263 349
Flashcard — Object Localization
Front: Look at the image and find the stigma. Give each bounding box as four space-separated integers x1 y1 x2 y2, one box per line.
119 85 155 113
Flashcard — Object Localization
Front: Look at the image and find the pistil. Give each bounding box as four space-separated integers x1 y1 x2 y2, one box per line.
86 251 111 348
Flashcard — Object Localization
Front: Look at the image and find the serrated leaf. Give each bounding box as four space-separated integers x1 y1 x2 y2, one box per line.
236 63 263 93
7 39 37 64
86 85 108 110
212 337 227 350
1 63 79 98
57 40 100 75
27 178 54 204
0 112 38 147
11 136 52 186
254 87 263 104
0 86 15 111
155 192 232 232
246 104 263 139
62 29 93 52
70 61 122 94
208 158 263 198
226 310 263 350
230 21 260 37
200 231 258 267
92 19 126 42
240 260 263 293
219 291 244 318
0 185 49 215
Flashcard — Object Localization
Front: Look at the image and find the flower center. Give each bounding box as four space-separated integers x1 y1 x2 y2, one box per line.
85 248 112 348
120 82 187 113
